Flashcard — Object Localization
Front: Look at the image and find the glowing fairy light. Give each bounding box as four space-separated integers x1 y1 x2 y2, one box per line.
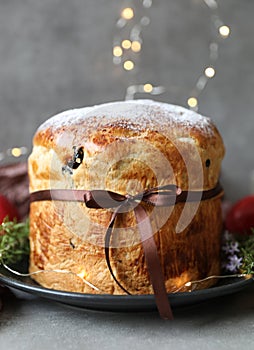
113 0 231 110
219 25 231 38
0 146 28 163
122 39 132 49
1 259 101 292
123 60 135 71
143 83 153 93
121 7 134 20
11 147 22 157
2 256 251 297
187 97 198 109
131 40 142 52
113 45 123 57
125 84 165 100
204 66 216 78
77 269 88 279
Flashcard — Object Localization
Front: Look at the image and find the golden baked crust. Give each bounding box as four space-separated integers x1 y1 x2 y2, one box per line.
28 100 225 294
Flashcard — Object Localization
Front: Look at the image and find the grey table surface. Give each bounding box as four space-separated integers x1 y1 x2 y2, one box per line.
1 281 254 350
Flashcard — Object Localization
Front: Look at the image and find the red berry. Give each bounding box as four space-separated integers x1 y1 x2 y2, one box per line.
0 194 19 223
225 195 254 235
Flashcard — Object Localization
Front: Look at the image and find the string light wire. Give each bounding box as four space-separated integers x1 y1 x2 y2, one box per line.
112 0 231 111
1 257 252 295
1 258 101 292
0 146 28 163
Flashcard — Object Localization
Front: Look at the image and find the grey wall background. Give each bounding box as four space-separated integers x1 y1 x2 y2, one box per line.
0 0 253 201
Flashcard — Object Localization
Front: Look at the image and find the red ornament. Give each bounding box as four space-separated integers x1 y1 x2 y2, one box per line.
225 195 254 235
0 194 19 224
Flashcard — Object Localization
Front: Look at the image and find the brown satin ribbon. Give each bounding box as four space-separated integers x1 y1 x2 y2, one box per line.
30 182 223 320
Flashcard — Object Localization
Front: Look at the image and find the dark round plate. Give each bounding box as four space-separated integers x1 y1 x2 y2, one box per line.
0 265 252 312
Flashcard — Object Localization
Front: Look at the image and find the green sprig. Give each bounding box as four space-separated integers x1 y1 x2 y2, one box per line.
238 229 254 274
0 218 30 266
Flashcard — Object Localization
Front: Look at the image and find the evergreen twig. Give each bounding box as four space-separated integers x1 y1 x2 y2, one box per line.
0 218 29 265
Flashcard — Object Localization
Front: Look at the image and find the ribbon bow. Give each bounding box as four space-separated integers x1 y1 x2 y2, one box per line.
84 184 182 320
30 182 223 320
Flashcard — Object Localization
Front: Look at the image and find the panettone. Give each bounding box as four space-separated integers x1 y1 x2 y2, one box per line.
28 100 225 312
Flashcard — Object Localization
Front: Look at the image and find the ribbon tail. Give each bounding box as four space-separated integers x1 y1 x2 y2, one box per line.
105 208 131 295
134 205 174 320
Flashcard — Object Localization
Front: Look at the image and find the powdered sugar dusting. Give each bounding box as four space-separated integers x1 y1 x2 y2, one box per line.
37 99 215 138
